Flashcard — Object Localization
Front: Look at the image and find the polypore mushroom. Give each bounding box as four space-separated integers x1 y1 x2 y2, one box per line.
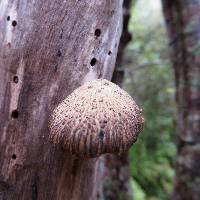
49 79 144 158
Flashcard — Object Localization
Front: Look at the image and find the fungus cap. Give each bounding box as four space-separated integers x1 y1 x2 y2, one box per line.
49 79 144 158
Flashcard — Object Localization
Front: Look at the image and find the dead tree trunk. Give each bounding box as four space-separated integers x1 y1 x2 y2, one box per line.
162 1 200 199
98 1 134 200
0 1 123 199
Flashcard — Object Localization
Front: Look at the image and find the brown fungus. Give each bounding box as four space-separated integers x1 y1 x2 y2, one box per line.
49 79 144 158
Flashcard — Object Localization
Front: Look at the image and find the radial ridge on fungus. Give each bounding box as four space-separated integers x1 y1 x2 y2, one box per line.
49 79 144 158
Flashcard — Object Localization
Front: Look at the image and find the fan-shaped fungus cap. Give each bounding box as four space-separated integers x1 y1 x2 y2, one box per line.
49 79 144 158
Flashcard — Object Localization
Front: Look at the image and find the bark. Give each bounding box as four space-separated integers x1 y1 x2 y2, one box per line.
112 0 132 86
98 1 134 200
100 154 133 200
162 1 200 199
0 1 123 200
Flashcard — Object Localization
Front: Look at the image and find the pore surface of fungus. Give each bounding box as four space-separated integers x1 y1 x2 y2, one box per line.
49 79 144 158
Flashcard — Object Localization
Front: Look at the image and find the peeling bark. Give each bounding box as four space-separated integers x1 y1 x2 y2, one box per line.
162 0 200 199
0 1 123 199
112 0 132 86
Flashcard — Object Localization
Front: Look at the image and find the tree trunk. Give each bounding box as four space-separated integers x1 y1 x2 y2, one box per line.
99 1 134 200
0 1 123 199
112 0 132 86
162 1 200 199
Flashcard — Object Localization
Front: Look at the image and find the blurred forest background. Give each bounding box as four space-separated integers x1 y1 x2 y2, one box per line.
122 0 177 199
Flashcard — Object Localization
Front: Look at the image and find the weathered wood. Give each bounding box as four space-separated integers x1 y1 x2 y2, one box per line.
101 0 134 199
0 1 123 199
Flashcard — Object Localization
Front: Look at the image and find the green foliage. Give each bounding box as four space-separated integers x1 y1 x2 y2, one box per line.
123 0 177 199
131 178 146 200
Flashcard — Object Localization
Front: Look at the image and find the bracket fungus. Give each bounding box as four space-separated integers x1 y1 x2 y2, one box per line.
49 79 144 158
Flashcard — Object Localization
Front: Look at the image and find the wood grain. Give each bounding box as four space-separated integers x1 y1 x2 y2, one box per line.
0 1 123 199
